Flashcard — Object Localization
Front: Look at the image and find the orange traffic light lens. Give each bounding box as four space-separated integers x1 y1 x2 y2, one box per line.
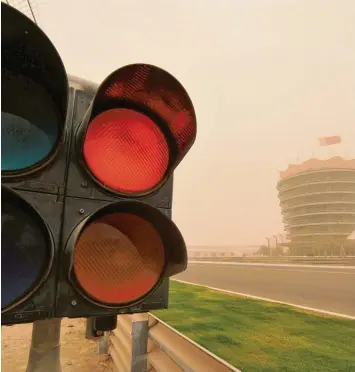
72 213 165 305
83 108 169 194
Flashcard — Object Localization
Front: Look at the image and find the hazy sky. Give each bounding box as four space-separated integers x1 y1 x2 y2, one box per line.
17 0 355 246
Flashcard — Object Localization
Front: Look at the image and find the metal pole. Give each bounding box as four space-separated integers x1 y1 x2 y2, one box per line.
86 317 101 340
26 318 62 372
266 237 271 257
273 235 278 255
98 332 109 360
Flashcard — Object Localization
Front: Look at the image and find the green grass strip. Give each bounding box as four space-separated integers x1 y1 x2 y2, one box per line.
153 281 355 372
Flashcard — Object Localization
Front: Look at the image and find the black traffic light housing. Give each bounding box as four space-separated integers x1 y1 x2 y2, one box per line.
1 3 197 326
54 64 195 318
1 3 69 325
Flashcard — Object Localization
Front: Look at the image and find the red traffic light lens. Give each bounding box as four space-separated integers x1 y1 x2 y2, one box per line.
72 212 165 305
83 108 169 194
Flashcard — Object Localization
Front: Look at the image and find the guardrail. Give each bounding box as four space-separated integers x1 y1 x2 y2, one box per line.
108 313 241 372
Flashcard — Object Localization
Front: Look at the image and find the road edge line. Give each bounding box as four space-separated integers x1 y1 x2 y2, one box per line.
188 260 355 269
172 279 355 320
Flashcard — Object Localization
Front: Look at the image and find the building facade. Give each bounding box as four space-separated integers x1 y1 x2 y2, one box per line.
277 157 355 255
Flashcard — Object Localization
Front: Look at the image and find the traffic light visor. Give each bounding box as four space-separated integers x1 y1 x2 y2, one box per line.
1 187 53 312
1 3 68 177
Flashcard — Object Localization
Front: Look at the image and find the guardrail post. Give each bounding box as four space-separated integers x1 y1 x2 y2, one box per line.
131 314 149 372
26 318 62 372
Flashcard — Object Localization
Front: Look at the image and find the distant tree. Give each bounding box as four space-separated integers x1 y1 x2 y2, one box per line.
274 245 284 256
257 245 269 256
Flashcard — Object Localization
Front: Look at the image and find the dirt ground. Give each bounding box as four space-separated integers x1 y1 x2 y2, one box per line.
1 318 113 372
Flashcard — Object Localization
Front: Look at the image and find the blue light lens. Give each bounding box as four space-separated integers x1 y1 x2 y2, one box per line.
1 112 58 171
1 199 50 310
1 73 60 172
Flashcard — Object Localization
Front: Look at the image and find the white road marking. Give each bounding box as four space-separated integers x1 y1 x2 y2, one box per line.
188 263 354 275
188 260 355 270
172 279 355 320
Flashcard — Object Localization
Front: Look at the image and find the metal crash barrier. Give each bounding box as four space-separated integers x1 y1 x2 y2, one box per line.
108 314 242 372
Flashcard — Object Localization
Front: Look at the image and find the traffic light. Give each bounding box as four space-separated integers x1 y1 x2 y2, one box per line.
2 3 69 324
1 3 197 325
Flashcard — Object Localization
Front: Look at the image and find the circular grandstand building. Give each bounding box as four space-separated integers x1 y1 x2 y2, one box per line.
277 156 355 256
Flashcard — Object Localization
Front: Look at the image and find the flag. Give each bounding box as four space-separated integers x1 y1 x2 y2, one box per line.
319 136 341 146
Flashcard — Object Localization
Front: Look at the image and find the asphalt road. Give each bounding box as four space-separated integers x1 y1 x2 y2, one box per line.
175 262 355 317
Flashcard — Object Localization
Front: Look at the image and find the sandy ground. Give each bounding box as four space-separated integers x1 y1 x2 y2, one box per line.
1 318 113 372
